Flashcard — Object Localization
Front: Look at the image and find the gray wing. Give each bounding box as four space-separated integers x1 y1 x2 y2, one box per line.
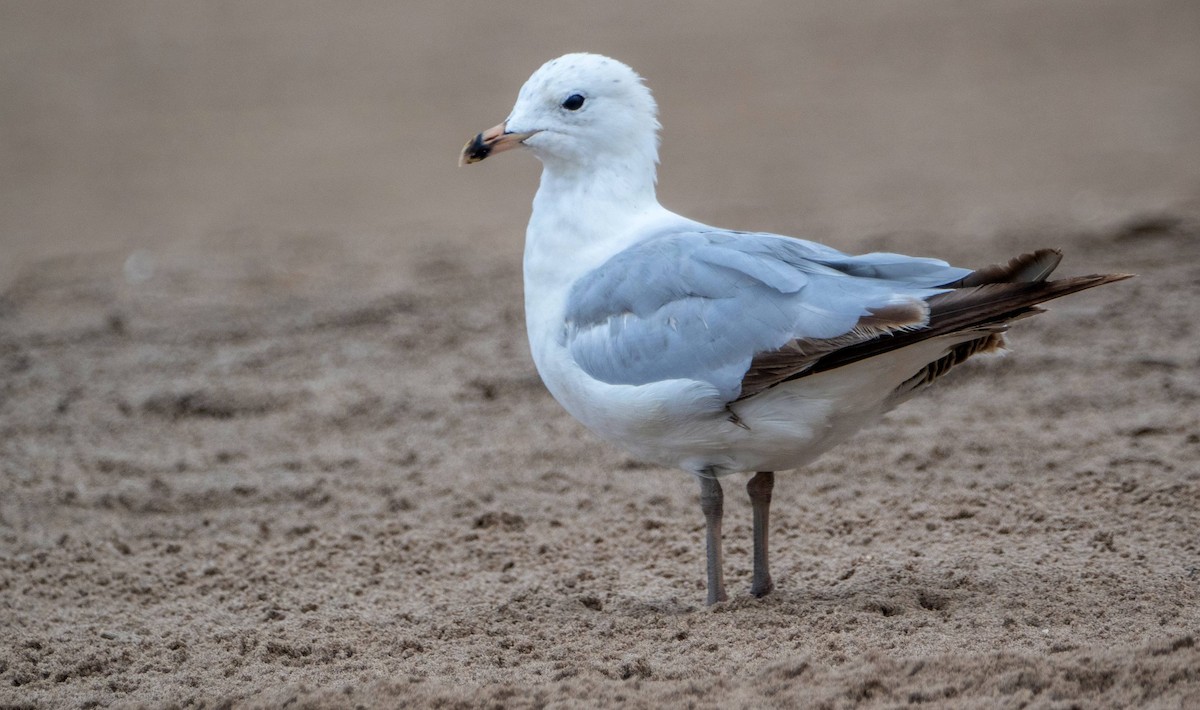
563 229 972 402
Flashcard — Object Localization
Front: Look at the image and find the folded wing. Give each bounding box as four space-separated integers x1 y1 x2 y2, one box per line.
562 229 972 401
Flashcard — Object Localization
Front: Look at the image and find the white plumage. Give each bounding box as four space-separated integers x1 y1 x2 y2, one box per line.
461 53 1129 604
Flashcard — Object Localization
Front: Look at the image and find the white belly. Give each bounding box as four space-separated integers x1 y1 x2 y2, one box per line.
528 326 971 477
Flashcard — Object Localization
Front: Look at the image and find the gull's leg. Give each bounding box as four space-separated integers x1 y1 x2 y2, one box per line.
698 475 728 605
747 471 775 598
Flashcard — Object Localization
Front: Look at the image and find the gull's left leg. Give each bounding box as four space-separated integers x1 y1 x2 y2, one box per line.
698 475 728 605
747 471 775 598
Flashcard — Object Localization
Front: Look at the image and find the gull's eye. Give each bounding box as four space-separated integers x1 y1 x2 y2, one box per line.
561 93 585 111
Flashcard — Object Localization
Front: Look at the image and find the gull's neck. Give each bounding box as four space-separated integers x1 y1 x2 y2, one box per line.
525 154 664 293
535 154 659 213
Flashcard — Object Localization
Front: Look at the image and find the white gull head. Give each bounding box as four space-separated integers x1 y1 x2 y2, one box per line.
461 54 661 184
509 53 660 171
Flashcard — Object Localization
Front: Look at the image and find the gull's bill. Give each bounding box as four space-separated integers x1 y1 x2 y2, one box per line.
459 122 538 165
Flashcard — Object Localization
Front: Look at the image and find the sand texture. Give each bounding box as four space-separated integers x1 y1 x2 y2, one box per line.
2 2 1199 708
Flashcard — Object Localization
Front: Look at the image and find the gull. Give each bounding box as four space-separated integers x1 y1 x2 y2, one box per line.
459 53 1130 605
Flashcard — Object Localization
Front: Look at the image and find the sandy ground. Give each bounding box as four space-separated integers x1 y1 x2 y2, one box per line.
2 2 1199 708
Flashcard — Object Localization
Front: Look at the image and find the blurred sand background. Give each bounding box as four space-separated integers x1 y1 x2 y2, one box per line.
2 1 1199 707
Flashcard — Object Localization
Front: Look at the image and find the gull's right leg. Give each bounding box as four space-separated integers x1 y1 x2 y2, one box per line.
698 475 727 605
747 471 775 598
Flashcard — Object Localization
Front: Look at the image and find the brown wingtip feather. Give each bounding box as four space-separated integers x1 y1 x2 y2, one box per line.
805 270 1133 378
736 247 1132 400
897 331 1009 392
858 300 928 329
736 298 930 401
948 248 1065 287
929 272 1132 318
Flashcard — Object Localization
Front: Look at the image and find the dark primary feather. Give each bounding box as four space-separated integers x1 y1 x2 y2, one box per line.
736 300 929 400
945 248 1064 287
749 250 1132 396
893 331 1008 397
808 272 1132 375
